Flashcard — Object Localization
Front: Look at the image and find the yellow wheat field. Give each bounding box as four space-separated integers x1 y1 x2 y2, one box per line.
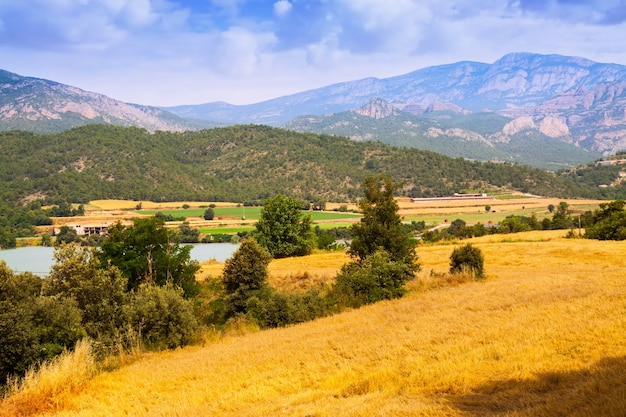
3 232 626 417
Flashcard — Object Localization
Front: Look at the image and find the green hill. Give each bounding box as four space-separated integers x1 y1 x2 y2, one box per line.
0 124 623 206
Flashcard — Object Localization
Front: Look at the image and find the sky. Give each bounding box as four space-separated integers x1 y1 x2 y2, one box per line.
1 0 626 106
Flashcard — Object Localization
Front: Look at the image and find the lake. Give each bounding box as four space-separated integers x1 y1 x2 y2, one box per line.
0 243 239 277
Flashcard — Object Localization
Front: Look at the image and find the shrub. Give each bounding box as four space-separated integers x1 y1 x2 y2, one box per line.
333 250 417 308
203 208 215 220
126 285 199 350
246 287 333 328
449 243 485 279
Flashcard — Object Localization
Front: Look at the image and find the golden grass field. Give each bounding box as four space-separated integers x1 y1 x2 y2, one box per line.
3 230 626 417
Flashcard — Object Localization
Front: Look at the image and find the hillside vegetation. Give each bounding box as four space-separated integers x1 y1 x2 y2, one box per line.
2 231 625 416
284 109 600 170
1 124 624 208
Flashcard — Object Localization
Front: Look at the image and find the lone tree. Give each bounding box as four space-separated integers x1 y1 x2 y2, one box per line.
349 174 418 266
222 238 272 317
334 175 419 307
254 194 315 258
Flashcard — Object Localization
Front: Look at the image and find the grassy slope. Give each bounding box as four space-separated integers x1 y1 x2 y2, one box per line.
4 231 626 417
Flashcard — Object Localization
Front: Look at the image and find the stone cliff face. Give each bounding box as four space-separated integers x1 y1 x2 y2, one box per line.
354 98 398 119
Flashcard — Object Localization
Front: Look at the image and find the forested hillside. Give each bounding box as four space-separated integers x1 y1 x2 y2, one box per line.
0 124 623 207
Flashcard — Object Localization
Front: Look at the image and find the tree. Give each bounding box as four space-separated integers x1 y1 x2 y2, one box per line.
177 221 199 243
447 218 468 238
333 175 419 308
55 226 78 245
585 200 626 240
0 261 85 382
348 175 418 266
551 201 573 230
485 205 491 212
203 208 215 220
44 245 128 343
222 238 272 317
449 243 485 279
254 194 315 258
97 217 200 297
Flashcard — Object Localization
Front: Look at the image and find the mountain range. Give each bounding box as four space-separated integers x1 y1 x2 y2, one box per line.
2 52 626 169
0 70 214 133
165 53 626 157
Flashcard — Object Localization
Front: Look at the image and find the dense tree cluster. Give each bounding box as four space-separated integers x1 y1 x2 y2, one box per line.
584 200 626 240
0 244 199 386
98 217 200 297
421 202 584 242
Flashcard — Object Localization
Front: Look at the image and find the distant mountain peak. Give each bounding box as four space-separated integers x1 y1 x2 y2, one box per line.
353 97 398 119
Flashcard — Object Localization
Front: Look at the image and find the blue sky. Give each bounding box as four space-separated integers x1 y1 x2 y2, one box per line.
1 0 625 106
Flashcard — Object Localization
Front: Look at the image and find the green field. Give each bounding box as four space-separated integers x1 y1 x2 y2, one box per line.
139 207 360 221
198 226 255 235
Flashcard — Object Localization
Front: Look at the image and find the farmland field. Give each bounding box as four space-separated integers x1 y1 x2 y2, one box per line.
138 206 361 222
6 230 625 417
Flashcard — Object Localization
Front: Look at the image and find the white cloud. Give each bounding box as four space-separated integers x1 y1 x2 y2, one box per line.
273 1 292 18
208 27 276 77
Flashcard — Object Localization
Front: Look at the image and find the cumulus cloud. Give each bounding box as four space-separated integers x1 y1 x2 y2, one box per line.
207 27 276 77
273 1 292 18
0 0 175 50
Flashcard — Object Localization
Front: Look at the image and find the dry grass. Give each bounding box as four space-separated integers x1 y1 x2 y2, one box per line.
0 340 97 417
396 197 604 217
4 232 626 416
198 250 349 290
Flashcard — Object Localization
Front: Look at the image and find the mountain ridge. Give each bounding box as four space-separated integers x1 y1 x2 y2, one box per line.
163 53 626 155
0 69 213 133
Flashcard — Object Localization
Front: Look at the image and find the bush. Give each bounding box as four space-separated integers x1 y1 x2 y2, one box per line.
203 208 215 220
246 288 332 328
126 285 199 350
333 250 416 308
449 243 485 279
